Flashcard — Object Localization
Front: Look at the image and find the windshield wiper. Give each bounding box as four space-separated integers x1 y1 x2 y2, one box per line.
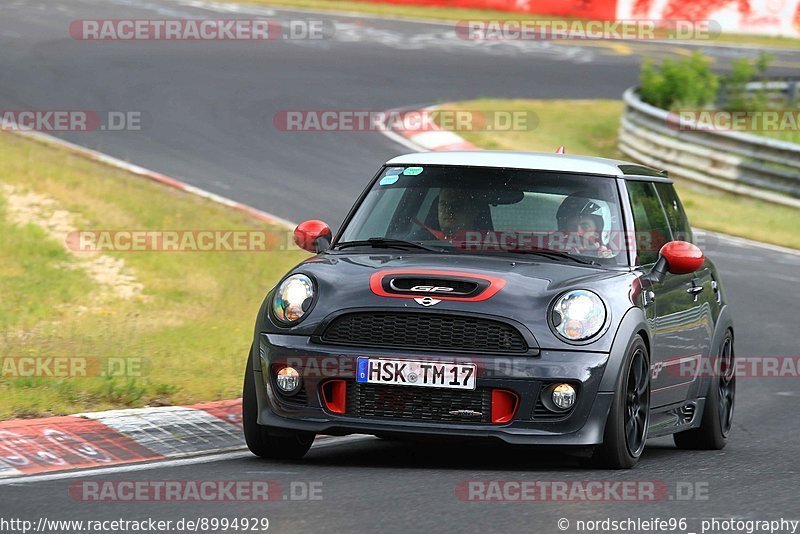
334 237 445 252
503 248 601 266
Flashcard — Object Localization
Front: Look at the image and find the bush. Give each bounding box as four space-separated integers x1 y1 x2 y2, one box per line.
721 52 774 111
639 52 719 111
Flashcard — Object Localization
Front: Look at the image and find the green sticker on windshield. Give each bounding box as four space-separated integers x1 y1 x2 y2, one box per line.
379 175 400 185
403 166 424 176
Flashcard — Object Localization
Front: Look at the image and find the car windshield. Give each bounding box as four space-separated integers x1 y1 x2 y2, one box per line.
337 165 627 266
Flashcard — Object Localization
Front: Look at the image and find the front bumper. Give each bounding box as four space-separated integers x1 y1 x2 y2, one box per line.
253 333 614 446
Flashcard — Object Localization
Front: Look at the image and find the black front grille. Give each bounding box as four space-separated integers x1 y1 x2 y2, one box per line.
321 312 528 354
347 382 491 424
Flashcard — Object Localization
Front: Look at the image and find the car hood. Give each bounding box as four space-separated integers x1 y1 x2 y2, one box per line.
265 252 638 352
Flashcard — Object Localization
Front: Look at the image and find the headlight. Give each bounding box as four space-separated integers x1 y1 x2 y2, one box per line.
550 290 606 341
272 274 314 324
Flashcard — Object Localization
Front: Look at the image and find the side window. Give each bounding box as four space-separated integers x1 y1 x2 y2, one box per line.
654 182 693 243
627 181 672 266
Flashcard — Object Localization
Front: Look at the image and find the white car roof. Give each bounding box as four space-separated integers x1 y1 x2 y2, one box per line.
385 151 663 178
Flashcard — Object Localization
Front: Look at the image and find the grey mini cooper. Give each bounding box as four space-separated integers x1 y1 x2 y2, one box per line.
243 151 735 468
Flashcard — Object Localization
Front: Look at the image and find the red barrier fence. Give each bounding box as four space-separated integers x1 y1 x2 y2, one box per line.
354 0 800 37
354 0 617 19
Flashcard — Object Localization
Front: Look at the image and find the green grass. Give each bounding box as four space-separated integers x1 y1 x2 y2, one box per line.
0 132 308 419
227 0 800 49
444 98 800 250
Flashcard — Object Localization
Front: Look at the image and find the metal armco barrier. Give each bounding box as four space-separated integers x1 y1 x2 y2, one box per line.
619 83 800 209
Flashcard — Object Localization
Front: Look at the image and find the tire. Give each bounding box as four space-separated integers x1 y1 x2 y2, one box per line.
591 335 651 469
242 348 314 460
674 331 735 450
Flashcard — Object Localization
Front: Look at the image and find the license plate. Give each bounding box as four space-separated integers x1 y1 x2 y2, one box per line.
356 358 476 390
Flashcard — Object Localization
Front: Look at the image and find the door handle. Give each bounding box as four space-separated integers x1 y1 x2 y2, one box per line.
687 280 704 302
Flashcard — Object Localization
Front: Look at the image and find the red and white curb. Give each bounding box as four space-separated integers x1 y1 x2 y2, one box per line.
0 400 246 478
382 104 478 153
0 130 303 479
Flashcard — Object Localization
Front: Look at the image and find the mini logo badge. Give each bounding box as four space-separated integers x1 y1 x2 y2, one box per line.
414 296 441 307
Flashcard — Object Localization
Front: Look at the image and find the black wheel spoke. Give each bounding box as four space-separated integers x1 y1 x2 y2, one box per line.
636 357 649 395
637 411 647 426
720 339 734 384
627 415 638 445
717 337 735 435
624 348 649 456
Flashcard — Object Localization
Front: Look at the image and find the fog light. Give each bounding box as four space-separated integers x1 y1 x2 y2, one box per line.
276 367 301 394
552 383 576 410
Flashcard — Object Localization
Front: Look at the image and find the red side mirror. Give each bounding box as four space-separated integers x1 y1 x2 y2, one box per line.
293 220 332 253
659 241 704 274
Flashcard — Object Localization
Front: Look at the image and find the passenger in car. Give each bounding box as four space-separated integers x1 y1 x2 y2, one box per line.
555 193 615 258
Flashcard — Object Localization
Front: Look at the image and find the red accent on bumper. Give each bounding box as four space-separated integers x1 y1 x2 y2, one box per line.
491 389 520 424
321 380 347 414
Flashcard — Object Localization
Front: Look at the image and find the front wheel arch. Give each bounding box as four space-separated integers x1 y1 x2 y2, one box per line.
590 334 651 469
598 307 650 393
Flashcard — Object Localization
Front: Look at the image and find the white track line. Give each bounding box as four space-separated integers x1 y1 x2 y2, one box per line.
0 436 371 486
696 229 800 257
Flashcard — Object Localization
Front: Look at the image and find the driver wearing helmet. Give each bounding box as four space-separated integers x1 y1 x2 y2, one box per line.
413 188 491 241
555 193 615 258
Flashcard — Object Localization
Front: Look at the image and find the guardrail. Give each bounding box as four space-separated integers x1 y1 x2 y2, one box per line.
619 83 800 209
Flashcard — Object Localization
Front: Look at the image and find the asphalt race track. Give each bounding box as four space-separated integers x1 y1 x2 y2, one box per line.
1 0 800 532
